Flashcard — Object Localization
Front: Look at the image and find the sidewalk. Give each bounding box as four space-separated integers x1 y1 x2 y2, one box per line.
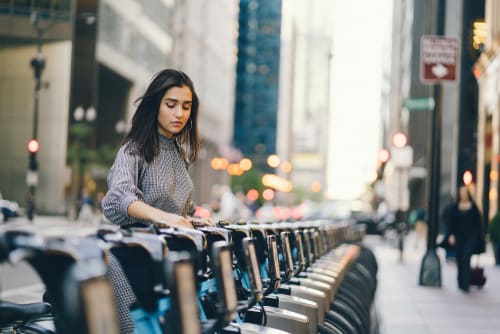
365 232 500 334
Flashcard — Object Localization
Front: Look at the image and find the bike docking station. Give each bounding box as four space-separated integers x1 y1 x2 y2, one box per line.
0 218 379 334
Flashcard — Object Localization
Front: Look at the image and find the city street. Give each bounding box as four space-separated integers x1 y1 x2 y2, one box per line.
367 232 500 334
1 216 500 333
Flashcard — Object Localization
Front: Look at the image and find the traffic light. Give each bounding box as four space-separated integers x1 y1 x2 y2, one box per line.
27 139 39 171
392 131 408 148
376 148 390 180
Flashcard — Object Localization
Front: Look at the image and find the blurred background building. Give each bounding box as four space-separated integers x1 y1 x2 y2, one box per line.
233 0 282 169
380 0 485 231
1 0 498 226
278 0 333 202
0 0 238 215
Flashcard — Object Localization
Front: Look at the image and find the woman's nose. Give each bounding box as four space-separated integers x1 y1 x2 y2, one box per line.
174 104 183 116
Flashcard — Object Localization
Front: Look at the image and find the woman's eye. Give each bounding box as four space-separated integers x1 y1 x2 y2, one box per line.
166 103 176 108
183 105 191 110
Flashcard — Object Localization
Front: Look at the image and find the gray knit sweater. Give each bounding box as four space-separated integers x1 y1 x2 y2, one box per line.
102 134 195 226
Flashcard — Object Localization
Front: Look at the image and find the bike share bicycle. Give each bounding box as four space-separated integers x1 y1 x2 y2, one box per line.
0 228 120 334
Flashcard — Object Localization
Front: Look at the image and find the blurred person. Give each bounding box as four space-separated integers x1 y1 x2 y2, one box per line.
26 190 35 222
413 206 428 249
488 212 500 265
217 185 239 221
102 69 213 333
77 188 94 223
445 186 485 292
440 195 457 261
235 191 252 219
95 191 106 224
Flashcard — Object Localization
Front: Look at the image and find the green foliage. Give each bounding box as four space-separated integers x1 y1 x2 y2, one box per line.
231 168 265 205
69 123 92 140
97 144 118 166
292 185 306 205
489 213 500 242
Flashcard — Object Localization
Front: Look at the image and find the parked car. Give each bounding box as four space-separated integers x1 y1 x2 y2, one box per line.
0 198 20 222
350 209 380 235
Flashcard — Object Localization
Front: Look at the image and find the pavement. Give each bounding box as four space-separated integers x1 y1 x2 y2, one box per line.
2 216 500 334
365 231 500 334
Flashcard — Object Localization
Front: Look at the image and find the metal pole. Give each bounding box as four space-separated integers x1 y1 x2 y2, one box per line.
419 0 445 287
27 11 49 219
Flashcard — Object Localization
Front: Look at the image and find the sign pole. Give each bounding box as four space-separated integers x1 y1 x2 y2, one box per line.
419 83 443 286
418 0 446 287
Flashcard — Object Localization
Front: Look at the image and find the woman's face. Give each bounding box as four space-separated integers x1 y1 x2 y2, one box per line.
157 85 192 138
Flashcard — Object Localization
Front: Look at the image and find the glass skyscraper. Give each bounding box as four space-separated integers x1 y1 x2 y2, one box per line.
233 0 282 168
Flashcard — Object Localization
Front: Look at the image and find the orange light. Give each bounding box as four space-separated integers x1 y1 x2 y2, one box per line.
378 148 390 163
463 170 473 185
311 181 321 193
280 161 292 173
262 188 275 201
27 139 40 153
239 158 253 171
210 157 228 170
246 189 259 201
227 163 244 176
267 154 281 168
392 132 408 148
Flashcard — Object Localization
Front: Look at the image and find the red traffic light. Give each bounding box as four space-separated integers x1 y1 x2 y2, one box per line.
27 139 40 153
378 148 390 164
392 132 408 148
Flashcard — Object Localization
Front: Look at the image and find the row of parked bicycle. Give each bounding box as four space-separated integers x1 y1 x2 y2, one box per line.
0 219 379 334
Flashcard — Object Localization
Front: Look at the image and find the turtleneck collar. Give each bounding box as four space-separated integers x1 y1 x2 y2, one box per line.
158 133 176 148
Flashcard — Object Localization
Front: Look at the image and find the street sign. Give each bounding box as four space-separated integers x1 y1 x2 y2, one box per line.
403 97 435 111
420 35 459 83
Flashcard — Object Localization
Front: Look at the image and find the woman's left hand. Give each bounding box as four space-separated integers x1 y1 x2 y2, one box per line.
190 217 215 227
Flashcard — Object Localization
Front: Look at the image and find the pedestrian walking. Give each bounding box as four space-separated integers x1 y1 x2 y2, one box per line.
102 69 214 333
488 212 500 265
77 188 94 223
26 190 35 222
440 195 457 261
445 186 485 292
413 206 428 249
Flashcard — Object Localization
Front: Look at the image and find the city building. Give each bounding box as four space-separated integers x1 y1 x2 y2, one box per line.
0 0 74 213
383 0 482 224
0 0 238 214
278 0 333 200
233 0 282 169
474 0 500 219
169 0 239 205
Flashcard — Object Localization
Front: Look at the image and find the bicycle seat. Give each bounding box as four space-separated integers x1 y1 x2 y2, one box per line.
0 300 52 326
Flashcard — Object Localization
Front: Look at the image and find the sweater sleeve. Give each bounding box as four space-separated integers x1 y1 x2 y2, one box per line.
102 146 145 226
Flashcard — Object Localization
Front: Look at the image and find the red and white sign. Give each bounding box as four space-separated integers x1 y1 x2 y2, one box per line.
420 35 460 83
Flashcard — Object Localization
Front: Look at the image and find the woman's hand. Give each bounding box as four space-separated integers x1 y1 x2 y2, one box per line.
154 215 195 229
190 217 215 227
448 234 456 246
128 201 194 229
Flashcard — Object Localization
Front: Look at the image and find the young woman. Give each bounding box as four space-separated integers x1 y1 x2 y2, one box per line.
447 186 484 292
102 69 213 332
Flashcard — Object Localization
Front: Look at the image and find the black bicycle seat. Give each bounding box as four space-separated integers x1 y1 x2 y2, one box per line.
0 300 52 327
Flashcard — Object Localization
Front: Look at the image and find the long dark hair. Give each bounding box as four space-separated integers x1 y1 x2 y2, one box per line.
125 69 200 163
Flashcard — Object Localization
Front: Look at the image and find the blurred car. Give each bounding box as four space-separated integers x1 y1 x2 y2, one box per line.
349 209 380 235
0 198 20 222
